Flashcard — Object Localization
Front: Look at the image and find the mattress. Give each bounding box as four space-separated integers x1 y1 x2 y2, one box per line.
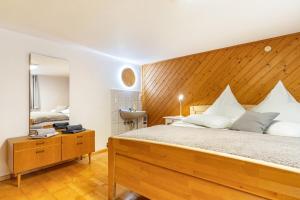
30 111 69 124
117 125 300 169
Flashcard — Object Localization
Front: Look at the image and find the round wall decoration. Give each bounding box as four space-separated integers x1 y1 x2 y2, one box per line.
121 68 135 87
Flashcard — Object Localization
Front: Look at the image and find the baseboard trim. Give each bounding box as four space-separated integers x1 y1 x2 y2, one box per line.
94 148 108 154
0 174 11 181
82 148 107 157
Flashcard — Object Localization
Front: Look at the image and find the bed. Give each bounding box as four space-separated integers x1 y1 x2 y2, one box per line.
30 111 69 127
108 105 300 200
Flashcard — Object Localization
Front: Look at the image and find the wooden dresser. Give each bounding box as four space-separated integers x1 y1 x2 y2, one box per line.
7 130 95 187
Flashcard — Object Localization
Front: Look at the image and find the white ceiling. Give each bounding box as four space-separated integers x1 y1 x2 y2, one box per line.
30 53 69 77
0 0 300 64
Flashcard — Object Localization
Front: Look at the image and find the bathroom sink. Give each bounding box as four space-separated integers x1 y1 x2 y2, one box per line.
119 109 147 120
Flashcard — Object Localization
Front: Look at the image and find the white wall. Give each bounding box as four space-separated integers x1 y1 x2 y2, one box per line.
38 75 69 111
0 28 141 177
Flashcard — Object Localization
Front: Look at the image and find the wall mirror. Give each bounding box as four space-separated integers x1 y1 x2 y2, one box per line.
29 53 69 130
121 68 135 87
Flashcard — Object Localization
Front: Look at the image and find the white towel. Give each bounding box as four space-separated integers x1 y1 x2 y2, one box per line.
30 128 56 136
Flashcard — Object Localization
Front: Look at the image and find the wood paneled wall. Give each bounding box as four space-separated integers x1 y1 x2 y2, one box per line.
142 32 300 126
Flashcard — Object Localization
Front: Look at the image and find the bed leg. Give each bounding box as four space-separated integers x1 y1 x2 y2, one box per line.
108 138 116 200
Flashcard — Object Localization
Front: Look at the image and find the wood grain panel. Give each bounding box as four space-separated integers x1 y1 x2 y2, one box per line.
142 32 300 126
115 155 266 200
109 138 300 200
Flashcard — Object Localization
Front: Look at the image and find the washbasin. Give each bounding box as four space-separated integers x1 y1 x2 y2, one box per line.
119 109 147 120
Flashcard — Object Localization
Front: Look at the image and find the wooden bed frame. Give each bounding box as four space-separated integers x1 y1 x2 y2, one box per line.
108 106 300 200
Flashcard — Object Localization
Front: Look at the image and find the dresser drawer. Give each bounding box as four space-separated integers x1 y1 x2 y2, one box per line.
14 137 61 151
14 144 61 173
61 131 95 160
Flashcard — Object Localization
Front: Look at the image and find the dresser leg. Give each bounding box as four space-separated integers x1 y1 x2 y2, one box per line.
88 153 92 164
17 174 21 188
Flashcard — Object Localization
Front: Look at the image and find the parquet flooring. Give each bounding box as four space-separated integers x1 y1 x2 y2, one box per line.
0 152 147 200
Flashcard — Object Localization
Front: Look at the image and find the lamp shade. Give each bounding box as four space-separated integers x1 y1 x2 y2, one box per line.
178 94 184 101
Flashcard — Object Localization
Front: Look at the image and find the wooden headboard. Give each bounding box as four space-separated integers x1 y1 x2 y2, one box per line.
142 32 300 126
190 105 254 115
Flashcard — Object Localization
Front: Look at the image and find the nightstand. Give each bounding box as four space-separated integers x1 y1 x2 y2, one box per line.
163 116 185 125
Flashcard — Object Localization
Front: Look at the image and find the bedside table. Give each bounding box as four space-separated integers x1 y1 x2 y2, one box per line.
163 116 185 125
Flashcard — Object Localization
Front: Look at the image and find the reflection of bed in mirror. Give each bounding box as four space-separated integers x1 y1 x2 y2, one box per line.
30 109 69 128
29 53 69 129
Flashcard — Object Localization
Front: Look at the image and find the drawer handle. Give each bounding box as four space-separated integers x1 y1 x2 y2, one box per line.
77 136 83 138
77 142 83 145
36 150 45 154
36 142 45 145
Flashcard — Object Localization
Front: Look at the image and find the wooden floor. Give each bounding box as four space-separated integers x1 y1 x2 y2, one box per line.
0 152 147 200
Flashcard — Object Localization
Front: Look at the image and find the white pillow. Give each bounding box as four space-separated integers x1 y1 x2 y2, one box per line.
61 108 70 115
265 121 300 137
183 114 232 129
52 105 68 113
204 85 245 122
253 81 300 123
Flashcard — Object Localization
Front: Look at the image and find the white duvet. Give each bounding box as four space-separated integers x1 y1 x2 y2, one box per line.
31 111 69 124
117 125 300 169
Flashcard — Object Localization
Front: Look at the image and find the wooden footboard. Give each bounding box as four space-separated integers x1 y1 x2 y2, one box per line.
108 137 300 200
